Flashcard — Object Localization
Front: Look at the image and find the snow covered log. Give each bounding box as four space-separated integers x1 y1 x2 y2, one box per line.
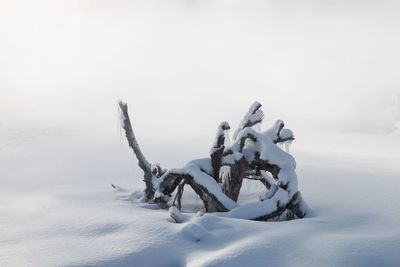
119 101 309 221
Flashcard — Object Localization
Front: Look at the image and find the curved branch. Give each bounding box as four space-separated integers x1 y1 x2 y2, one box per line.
119 101 154 200
156 163 239 212
264 120 295 144
233 101 264 141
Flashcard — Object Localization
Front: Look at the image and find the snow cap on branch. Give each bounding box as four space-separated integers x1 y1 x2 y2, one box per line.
233 101 264 140
119 100 308 220
211 121 231 149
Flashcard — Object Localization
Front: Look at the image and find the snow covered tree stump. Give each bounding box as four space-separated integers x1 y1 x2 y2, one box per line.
119 101 308 221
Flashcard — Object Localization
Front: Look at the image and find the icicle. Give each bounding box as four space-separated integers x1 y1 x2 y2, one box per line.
284 140 292 153
219 165 231 192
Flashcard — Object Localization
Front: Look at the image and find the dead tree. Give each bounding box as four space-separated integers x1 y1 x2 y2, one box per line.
119 101 308 221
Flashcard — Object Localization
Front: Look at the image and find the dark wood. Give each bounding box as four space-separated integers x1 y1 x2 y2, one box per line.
119 101 307 221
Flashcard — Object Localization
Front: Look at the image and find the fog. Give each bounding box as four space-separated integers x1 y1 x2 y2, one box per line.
1 1 400 186
1 0 399 132
2 3 400 266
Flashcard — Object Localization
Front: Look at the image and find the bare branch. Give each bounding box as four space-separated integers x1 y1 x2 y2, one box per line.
118 101 154 200
118 100 308 221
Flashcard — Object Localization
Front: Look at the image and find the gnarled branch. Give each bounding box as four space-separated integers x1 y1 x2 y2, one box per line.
118 100 309 221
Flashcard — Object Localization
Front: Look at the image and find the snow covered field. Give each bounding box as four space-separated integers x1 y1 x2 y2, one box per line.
2 1 400 266
1 117 399 267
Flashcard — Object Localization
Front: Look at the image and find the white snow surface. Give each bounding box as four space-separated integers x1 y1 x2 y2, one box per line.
224 187 289 220
1 120 400 267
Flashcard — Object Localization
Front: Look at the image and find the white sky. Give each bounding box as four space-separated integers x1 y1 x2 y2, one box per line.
1 0 399 135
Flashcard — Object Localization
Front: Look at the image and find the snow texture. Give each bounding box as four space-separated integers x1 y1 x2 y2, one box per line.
169 206 184 223
1 120 400 267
